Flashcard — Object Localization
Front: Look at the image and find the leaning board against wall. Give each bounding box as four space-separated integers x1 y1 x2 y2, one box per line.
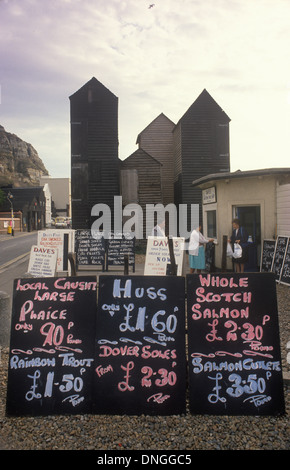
260 239 276 273
6 276 97 416
186 273 285 416
271 236 288 281
93 275 187 415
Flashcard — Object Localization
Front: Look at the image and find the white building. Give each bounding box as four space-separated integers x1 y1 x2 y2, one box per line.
40 176 71 218
42 183 52 226
192 167 290 271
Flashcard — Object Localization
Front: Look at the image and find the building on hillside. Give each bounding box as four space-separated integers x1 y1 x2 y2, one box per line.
173 89 231 230
120 148 162 239
191 167 290 271
0 186 47 232
136 113 175 205
40 176 71 220
69 77 120 230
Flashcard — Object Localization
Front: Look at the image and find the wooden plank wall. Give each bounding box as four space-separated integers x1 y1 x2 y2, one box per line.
121 149 162 239
277 182 290 236
173 122 182 206
173 90 230 229
136 113 175 205
70 78 120 229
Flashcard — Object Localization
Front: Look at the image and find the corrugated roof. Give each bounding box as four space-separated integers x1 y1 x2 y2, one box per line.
192 168 290 187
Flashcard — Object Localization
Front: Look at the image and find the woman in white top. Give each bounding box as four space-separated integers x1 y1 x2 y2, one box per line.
151 220 166 237
188 225 214 273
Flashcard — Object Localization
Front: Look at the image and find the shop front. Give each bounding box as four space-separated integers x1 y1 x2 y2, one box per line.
192 168 290 271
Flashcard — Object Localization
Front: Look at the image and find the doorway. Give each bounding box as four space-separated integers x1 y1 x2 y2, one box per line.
234 206 261 271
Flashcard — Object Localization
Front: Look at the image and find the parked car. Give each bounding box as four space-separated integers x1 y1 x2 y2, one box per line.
55 217 67 228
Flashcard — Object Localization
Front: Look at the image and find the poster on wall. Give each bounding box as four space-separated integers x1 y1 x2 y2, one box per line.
93 275 187 415
186 273 285 416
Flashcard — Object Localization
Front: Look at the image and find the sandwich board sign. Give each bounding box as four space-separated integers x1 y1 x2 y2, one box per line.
28 245 57 277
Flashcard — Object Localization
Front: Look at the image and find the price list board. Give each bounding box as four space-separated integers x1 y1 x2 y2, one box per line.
75 230 106 269
280 239 290 286
260 239 276 272
93 276 186 415
6 276 97 416
186 273 285 416
271 236 288 281
106 236 135 272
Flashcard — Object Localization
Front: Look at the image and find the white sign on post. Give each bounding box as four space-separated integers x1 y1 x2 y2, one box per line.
28 245 58 277
37 229 75 272
144 236 185 276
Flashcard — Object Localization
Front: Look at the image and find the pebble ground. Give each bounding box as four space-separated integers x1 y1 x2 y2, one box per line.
0 281 289 451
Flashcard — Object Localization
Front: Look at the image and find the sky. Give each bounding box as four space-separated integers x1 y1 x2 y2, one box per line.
1 0 290 179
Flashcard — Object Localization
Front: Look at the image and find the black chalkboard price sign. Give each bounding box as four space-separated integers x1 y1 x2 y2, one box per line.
271 236 288 281
280 238 290 286
186 273 285 416
260 239 276 272
106 233 135 272
205 242 215 272
6 276 97 416
75 230 106 270
93 275 186 415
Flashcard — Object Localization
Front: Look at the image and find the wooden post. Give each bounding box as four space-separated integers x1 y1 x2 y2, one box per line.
68 252 77 276
124 254 129 275
168 237 177 275
221 235 227 272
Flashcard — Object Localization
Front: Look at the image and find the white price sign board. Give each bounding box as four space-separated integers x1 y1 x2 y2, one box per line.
37 230 75 272
28 245 57 277
144 237 185 276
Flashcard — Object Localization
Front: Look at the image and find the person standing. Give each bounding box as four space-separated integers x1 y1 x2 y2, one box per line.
151 219 166 237
229 218 249 273
188 225 214 273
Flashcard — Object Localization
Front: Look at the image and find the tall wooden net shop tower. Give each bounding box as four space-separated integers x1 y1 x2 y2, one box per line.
69 77 120 230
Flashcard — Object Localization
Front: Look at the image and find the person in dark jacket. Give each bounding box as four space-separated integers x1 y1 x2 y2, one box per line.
229 218 249 273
